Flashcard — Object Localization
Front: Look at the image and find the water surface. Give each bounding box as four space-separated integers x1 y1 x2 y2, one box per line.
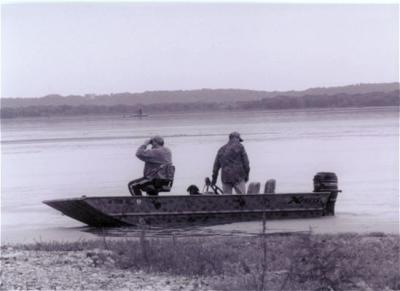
1 107 398 243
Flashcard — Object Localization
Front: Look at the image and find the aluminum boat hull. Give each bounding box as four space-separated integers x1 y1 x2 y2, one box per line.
43 191 338 227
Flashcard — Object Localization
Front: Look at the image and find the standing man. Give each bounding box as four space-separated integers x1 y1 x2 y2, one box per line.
212 132 250 194
128 136 174 196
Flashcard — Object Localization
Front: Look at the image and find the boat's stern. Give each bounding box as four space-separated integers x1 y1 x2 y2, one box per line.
313 172 341 216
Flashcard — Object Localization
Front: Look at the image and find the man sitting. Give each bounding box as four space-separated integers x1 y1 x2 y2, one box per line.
128 136 174 196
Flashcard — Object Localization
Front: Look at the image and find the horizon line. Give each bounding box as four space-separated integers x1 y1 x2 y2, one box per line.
2 80 399 99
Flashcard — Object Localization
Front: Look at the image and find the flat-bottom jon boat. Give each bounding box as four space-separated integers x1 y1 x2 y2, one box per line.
43 172 340 227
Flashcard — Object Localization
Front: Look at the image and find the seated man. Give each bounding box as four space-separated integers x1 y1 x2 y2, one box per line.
128 136 175 196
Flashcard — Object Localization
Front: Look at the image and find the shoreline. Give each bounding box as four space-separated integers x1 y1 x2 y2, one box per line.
3 213 399 245
1 105 397 122
2 232 399 290
0 247 205 291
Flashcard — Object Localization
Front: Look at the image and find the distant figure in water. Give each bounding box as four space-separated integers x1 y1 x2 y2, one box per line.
128 136 175 196
212 132 250 194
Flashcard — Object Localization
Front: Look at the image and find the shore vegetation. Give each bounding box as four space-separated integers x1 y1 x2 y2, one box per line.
3 231 399 290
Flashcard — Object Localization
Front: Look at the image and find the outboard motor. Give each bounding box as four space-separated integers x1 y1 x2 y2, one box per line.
313 172 339 215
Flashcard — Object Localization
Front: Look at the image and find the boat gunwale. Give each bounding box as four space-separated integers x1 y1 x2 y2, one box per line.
43 191 334 204
109 207 326 217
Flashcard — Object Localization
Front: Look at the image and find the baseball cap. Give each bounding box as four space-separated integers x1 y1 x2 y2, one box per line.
151 135 164 145
229 131 243 142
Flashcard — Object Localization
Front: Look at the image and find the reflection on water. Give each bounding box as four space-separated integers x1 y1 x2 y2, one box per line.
87 226 255 238
85 225 309 239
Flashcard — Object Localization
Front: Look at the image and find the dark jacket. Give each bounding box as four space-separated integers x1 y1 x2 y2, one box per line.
212 140 250 184
136 145 173 180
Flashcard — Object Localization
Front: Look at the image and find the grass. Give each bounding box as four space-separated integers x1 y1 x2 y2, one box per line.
6 231 399 291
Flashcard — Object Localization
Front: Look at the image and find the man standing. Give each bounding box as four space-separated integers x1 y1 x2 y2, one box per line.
128 136 174 196
212 132 250 194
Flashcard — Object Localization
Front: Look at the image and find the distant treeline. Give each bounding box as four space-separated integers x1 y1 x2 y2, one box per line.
238 90 399 110
1 90 398 119
2 82 399 108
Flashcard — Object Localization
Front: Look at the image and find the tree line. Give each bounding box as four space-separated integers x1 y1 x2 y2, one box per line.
1 90 398 119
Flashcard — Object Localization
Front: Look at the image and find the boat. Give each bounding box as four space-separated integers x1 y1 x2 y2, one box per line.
43 173 340 227
127 113 148 118
123 108 148 118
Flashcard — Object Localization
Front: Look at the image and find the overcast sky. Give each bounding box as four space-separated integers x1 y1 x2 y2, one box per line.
2 3 399 98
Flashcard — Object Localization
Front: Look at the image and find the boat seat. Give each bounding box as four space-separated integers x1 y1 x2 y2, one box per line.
152 178 174 193
264 179 276 194
247 182 260 194
147 164 175 194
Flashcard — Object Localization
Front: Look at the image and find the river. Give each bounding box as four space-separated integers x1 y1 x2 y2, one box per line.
1 107 398 243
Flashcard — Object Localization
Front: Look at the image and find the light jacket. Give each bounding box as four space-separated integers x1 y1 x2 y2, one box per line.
136 145 173 180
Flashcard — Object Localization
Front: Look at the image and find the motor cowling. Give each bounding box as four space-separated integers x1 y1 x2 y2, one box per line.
313 172 338 192
313 172 339 216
